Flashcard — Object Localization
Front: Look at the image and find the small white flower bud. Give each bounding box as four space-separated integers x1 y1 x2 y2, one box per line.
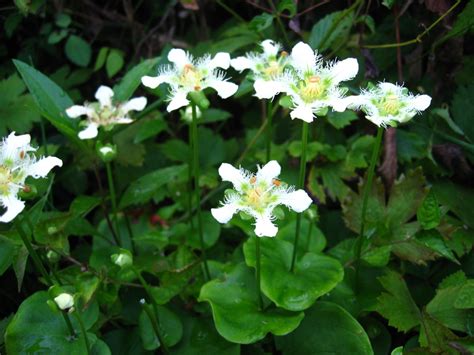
54 293 74 310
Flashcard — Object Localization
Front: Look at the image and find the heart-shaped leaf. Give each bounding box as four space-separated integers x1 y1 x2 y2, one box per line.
243 237 343 311
138 304 183 350
275 301 374 354
5 291 100 354
198 263 304 344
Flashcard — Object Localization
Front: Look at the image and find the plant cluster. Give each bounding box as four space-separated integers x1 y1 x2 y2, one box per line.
0 1 473 354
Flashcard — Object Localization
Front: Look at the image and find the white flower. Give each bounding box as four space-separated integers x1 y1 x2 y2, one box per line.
280 42 359 123
111 250 133 267
54 293 74 310
66 85 147 140
231 39 289 100
141 48 238 112
345 82 432 127
211 160 312 237
0 132 62 223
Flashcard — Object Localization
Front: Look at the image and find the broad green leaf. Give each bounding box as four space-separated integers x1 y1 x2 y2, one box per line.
427 282 471 332
327 110 358 129
103 328 147 355
243 237 343 311
444 0 474 40
134 117 167 143
65 35 92 67
70 195 101 217
455 280 474 309
138 305 183 350
200 108 232 124
106 50 124 78
171 315 240 355
419 311 457 354
187 212 221 249
275 302 374 355
199 263 304 344
433 180 474 229
94 47 110 71
452 84 474 143
417 190 441 230
119 165 188 208
0 235 15 277
376 271 421 332
417 229 459 264
278 218 327 255
5 291 98 354
0 74 41 136
309 10 354 52
113 57 159 101
13 60 82 144
159 139 190 162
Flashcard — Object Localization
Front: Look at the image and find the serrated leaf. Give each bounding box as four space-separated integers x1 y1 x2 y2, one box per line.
309 10 354 52
376 270 421 332
417 190 441 230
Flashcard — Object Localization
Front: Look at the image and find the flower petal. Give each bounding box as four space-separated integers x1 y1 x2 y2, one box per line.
290 42 317 73
254 214 278 237
167 90 190 112
0 195 25 223
211 203 240 224
230 56 254 72
208 80 238 99
65 105 93 118
5 132 31 151
78 123 99 140
290 104 314 122
114 117 134 125
411 94 431 111
95 86 114 108
168 48 190 69
261 39 280 57
279 189 312 213
121 97 147 113
209 52 231 70
330 58 359 84
256 160 281 185
254 79 286 99
28 156 62 179
218 163 247 191
141 74 172 89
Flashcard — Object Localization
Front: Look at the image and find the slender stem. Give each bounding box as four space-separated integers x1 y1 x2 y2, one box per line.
266 100 273 161
73 312 90 355
135 270 169 354
188 121 195 230
364 0 461 49
216 0 246 23
16 220 52 285
290 122 309 272
16 219 76 338
354 127 384 283
105 162 121 245
61 312 76 338
236 119 268 165
266 0 290 46
255 236 264 310
191 103 211 281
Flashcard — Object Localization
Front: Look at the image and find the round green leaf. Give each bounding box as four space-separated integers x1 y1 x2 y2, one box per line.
278 218 326 255
65 35 92 67
106 50 125 78
198 263 304 344
243 237 343 311
138 305 183 350
172 315 240 355
0 235 15 276
275 301 374 354
5 291 99 354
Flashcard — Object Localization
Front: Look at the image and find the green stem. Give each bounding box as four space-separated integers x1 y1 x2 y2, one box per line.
266 100 273 161
16 218 76 338
255 236 264 311
135 270 169 354
191 103 211 281
16 220 52 285
290 122 309 272
105 162 121 245
354 127 384 283
266 0 290 46
73 312 90 355
188 121 195 230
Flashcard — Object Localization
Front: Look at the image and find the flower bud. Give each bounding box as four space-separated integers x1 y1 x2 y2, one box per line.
111 249 133 268
96 143 117 163
17 184 38 200
188 91 210 111
54 293 74 311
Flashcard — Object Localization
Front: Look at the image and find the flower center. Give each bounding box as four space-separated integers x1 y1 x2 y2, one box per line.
0 166 12 195
299 76 325 103
380 94 400 115
262 60 282 79
97 106 121 126
180 64 202 91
